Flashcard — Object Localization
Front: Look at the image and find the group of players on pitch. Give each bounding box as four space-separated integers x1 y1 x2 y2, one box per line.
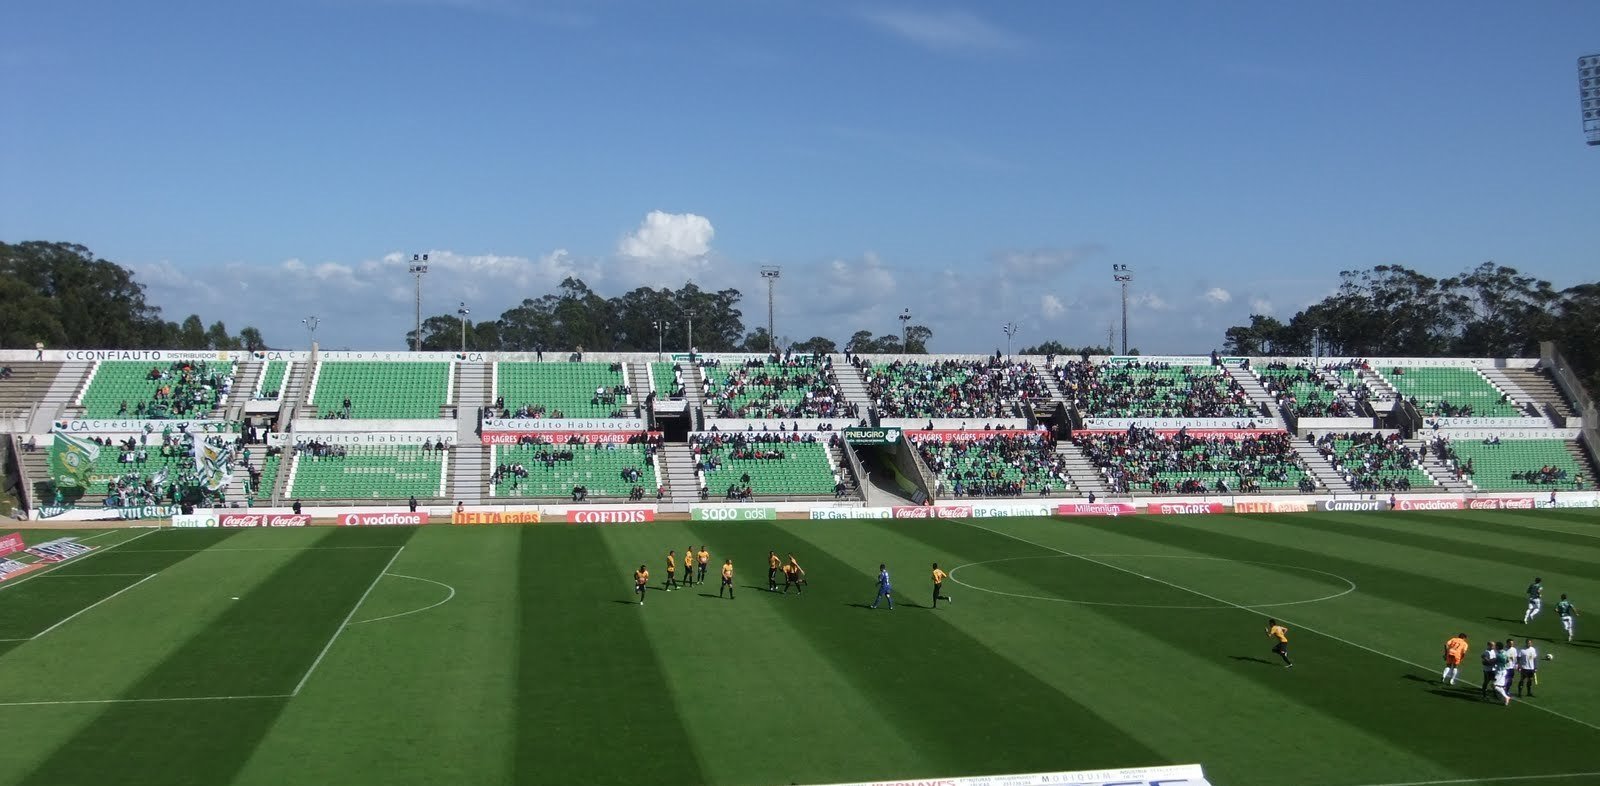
631 550 956 609
1438 578 1578 706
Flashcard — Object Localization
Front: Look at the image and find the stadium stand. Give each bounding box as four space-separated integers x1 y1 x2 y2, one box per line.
652 362 688 399
1311 432 1431 492
860 358 1051 418
248 452 282 502
1257 363 1367 418
1438 438 1589 491
913 432 1072 497
255 360 290 400
80 360 235 418
491 440 657 500
311 361 450 419
288 443 446 499
495 362 631 419
1056 361 1260 419
702 356 856 419
1375 366 1524 418
689 433 841 499
1074 427 1311 494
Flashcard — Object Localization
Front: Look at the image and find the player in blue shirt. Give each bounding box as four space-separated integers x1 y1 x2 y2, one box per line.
869 563 894 610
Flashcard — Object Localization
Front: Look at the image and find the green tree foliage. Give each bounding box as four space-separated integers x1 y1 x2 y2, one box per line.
1018 341 1115 357
789 336 839 354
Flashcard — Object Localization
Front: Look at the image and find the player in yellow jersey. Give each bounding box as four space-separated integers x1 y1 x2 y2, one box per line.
697 546 710 583
683 546 697 587
719 559 735 599
665 550 680 592
768 551 782 591
931 563 951 608
782 554 804 595
1266 618 1292 668
634 565 650 605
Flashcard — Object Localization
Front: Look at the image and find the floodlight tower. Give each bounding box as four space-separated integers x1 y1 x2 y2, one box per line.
653 319 672 361
457 302 470 352
898 308 911 350
1003 322 1020 361
1112 264 1133 355
409 254 429 351
760 266 781 353
301 315 320 350
1581 54 1600 146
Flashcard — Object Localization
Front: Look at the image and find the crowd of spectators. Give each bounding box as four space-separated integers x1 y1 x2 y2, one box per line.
116 361 233 419
1074 426 1306 495
705 354 856 419
1054 361 1259 419
915 432 1070 498
1310 431 1423 492
688 431 841 500
861 358 1051 418
1258 361 1369 418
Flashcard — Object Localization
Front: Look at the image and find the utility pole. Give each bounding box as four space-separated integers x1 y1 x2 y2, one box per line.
686 310 696 361
898 308 911 350
653 319 672 361
1112 264 1133 355
760 266 780 353
409 254 429 352
457 302 470 353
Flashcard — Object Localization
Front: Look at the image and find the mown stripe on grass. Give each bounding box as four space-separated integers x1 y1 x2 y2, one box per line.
512 525 707 786
1267 512 1600 578
16 528 414 786
699 520 1166 780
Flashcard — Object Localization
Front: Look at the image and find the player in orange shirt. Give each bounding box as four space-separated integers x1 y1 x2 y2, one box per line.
1442 632 1470 685
1266 618 1292 668
696 546 710 583
768 551 782 592
683 546 697 587
633 565 650 605
719 559 735 599
931 563 951 608
665 550 680 592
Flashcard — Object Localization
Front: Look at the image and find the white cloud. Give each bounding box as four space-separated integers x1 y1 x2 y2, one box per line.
1250 297 1274 314
619 211 714 261
1133 292 1171 311
858 8 1024 53
1202 287 1232 304
993 247 1093 282
1040 293 1065 319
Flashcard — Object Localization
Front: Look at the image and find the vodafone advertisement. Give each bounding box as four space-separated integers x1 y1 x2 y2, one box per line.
482 431 661 446
1057 503 1140 517
891 505 973 519
1394 498 1466 512
1465 497 1539 511
338 512 430 526
219 513 311 528
1153 502 1226 515
565 509 655 524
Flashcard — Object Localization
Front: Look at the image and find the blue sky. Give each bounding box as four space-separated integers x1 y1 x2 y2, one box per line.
4 1 1598 352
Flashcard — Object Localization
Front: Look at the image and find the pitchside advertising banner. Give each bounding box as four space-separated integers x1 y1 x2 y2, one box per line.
1232 501 1312 514
810 507 894 520
482 431 660 445
338 512 431 526
37 504 181 521
481 418 646 432
565 509 656 524
451 511 542 524
891 505 972 519
1082 418 1273 430
1393 498 1467 512
1466 497 1539 511
690 506 777 521
1318 499 1392 512
1150 502 1227 515
1057 503 1140 516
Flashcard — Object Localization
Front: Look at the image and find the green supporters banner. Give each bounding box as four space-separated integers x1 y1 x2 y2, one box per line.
48 430 100 489
691 506 777 521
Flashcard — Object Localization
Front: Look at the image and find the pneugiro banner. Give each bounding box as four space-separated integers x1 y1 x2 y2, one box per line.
843 427 902 445
1318 500 1391 512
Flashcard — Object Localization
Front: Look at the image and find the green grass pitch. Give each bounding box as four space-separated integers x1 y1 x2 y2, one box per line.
0 510 1598 786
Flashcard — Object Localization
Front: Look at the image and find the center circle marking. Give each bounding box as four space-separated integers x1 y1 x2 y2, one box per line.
946 554 1357 609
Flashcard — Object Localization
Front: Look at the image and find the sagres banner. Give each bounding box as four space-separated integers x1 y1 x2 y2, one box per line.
49 429 100 489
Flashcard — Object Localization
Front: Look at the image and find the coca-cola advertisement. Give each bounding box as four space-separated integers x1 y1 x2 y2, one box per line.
1056 503 1140 517
565 509 656 524
1466 497 1538 511
338 512 430 526
1394 498 1466 512
219 513 311 528
1153 502 1225 515
891 506 973 519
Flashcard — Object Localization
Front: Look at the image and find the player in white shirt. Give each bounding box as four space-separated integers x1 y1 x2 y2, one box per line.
1492 641 1513 705
1502 639 1520 699
1523 577 1543 624
1516 639 1538 697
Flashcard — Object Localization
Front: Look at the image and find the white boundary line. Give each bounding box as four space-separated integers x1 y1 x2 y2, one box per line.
35 573 153 578
348 573 456 625
0 693 292 708
957 520 1600 735
0 529 160 594
30 574 157 639
120 546 398 553
291 546 405 696
1348 771 1600 786
948 554 1357 610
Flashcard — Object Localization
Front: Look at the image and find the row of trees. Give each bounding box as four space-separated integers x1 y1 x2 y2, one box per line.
0 242 267 351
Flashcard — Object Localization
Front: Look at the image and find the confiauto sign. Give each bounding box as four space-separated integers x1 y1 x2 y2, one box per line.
565 509 655 524
1057 503 1139 517
1394 498 1466 512
452 511 542 524
219 513 311 528
338 512 430 526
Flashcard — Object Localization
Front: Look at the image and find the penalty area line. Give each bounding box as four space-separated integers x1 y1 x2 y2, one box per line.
0 529 160 595
1347 771 1600 786
31 574 157 639
0 694 292 709
291 546 405 696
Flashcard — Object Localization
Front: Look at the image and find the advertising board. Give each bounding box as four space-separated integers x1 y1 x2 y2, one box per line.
808 508 894 520
219 513 311 527
1317 500 1391 512
1394 498 1466 512
1232 501 1311 514
451 511 542 524
690 507 777 522
171 514 218 528
338 512 430 526
1465 497 1538 511
1056 503 1140 517
891 505 973 519
565 509 656 524
481 431 658 445
1152 502 1226 515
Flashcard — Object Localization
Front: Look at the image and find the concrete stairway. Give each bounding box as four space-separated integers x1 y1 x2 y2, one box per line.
225 359 264 421
281 358 313 419
1055 443 1109 497
1224 366 1290 430
48 361 95 424
661 443 701 504
1292 441 1352 494
825 440 864 501
626 362 653 409
1409 439 1477 493
829 355 872 416
455 363 491 416
1500 368 1579 425
0 362 66 433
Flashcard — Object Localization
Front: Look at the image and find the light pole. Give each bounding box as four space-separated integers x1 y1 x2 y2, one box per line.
457 302 470 353
409 254 429 352
898 308 911 350
685 310 696 360
301 315 320 349
1112 264 1133 355
1003 322 1019 361
653 319 672 361
760 266 781 353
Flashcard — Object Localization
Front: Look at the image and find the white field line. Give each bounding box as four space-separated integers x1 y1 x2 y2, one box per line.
29 574 157 640
958 520 1600 735
121 546 399 553
0 693 292 709
36 573 154 578
77 530 122 542
0 529 160 594
291 546 405 696
348 573 456 625
1348 771 1600 786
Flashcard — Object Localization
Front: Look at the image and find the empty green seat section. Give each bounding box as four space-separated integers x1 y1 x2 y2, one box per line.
653 362 687 398
497 362 629 418
81 360 236 418
1376 367 1524 418
312 361 449 419
1449 440 1587 491
256 361 290 399
492 444 650 498
692 438 836 496
289 445 443 499
250 453 282 501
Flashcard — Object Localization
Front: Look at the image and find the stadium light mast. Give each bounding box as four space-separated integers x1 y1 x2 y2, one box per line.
457 302 470 353
898 308 911 350
760 266 780 353
653 319 672 361
301 315 320 350
685 309 696 360
1112 264 1133 355
1003 322 1019 361
409 254 429 352
1580 54 1600 146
